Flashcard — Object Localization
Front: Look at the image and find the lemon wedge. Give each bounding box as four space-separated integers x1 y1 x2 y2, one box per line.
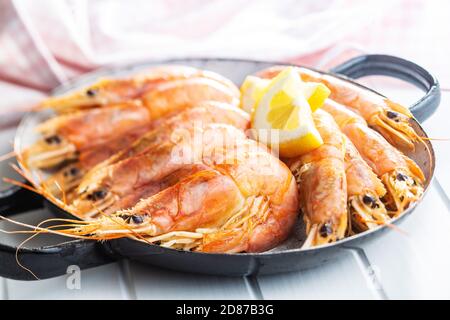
240 76 270 114
240 73 330 115
251 67 323 158
303 82 331 111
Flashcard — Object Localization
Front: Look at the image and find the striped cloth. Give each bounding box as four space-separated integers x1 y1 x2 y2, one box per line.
0 0 448 102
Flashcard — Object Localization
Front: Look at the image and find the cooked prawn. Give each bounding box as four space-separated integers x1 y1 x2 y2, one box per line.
322 99 424 216
343 135 390 232
40 101 249 199
56 103 250 218
41 124 151 199
41 65 240 113
24 68 240 169
23 101 150 169
12 125 299 253
286 110 347 247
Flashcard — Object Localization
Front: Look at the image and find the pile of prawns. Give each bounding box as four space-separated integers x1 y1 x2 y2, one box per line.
6 64 426 252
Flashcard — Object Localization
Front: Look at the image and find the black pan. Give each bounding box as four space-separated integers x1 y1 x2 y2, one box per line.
0 54 440 280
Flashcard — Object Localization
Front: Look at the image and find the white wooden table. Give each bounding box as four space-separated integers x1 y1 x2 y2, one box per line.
0 84 449 300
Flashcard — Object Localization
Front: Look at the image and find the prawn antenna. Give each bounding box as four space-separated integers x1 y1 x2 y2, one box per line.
0 151 16 162
0 215 94 280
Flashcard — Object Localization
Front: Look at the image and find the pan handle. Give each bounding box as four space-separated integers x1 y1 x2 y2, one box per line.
0 236 117 280
330 54 441 122
0 184 117 280
0 183 44 216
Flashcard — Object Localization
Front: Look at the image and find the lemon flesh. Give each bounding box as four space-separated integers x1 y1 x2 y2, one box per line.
240 76 270 114
303 82 331 111
240 73 330 115
252 67 323 158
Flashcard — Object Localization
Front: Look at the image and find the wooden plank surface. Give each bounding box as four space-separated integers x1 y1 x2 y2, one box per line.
257 250 379 300
4 263 127 300
129 261 252 300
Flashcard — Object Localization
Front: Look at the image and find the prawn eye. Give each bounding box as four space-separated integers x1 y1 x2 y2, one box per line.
118 214 131 221
69 167 80 176
45 135 61 145
86 89 97 97
119 214 143 224
87 189 107 201
131 215 144 224
319 223 333 238
362 194 380 208
362 195 375 205
396 173 408 182
386 111 398 119
64 167 80 177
